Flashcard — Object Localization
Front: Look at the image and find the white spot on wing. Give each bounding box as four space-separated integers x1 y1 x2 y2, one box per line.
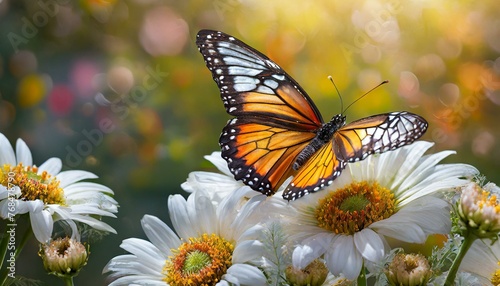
234 83 256 91
256 85 274 94
272 74 285 81
264 79 279 89
234 76 259 84
228 66 262 76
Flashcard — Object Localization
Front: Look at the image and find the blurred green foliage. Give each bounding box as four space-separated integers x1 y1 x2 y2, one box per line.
0 0 499 284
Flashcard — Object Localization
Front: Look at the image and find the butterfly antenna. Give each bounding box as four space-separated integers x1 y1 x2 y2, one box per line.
328 76 344 114
343 80 389 113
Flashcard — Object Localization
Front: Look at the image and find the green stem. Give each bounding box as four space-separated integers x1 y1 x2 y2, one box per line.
63 276 74 286
357 266 367 286
444 233 477 286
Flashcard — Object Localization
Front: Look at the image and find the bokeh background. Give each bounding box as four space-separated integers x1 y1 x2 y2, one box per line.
0 0 499 285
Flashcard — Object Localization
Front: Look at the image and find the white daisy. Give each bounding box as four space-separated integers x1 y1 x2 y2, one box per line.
460 238 500 286
0 133 117 243
104 187 267 285
276 141 478 280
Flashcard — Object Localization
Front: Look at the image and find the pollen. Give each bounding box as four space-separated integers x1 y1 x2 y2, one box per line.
491 261 500 286
315 181 395 235
163 233 234 286
0 163 65 205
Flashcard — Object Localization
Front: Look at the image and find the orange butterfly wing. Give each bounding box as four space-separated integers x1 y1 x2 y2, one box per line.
197 30 323 196
220 118 315 195
283 140 346 200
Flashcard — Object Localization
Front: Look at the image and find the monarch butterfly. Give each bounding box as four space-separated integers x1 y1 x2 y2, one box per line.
196 30 428 201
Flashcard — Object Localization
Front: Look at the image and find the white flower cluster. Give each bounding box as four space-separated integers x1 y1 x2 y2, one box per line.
103 141 500 285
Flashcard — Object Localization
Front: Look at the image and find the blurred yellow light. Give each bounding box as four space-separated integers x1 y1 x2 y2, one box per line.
135 108 162 137
17 74 46 108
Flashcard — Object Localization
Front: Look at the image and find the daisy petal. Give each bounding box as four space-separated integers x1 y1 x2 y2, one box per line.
38 157 62 175
30 209 53 243
189 190 217 235
389 141 433 189
57 170 98 187
233 239 264 263
119 238 166 271
168 194 192 239
327 235 363 280
205 151 233 177
292 232 332 269
108 276 166 286
15 138 33 166
141 215 181 254
370 197 450 243
216 280 230 286
221 273 239 285
0 134 16 165
225 264 267 286
353 228 385 263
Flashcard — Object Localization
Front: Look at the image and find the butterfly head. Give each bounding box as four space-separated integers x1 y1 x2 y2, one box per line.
329 114 347 130
312 114 346 143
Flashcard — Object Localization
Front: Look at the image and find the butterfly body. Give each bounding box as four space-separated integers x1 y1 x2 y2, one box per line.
293 114 346 171
196 30 428 200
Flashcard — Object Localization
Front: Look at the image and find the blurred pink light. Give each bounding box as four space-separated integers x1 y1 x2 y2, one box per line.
139 6 189 56
48 85 74 116
70 60 101 98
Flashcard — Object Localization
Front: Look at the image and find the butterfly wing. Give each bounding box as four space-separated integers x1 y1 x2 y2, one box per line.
196 30 323 129
196 30 324 195
283 111 428 200
333 111 428 162
220 118 316 195
283 140 347 200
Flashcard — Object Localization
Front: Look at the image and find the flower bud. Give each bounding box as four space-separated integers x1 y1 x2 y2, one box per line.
458 182 500 238
285 259 328 286
384 253 431 286
39 237 89 278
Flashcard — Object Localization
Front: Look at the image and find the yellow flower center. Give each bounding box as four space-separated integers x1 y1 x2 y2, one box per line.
315 181 395 235
164 233 234 286
491 261 500 286
0 163 65 205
